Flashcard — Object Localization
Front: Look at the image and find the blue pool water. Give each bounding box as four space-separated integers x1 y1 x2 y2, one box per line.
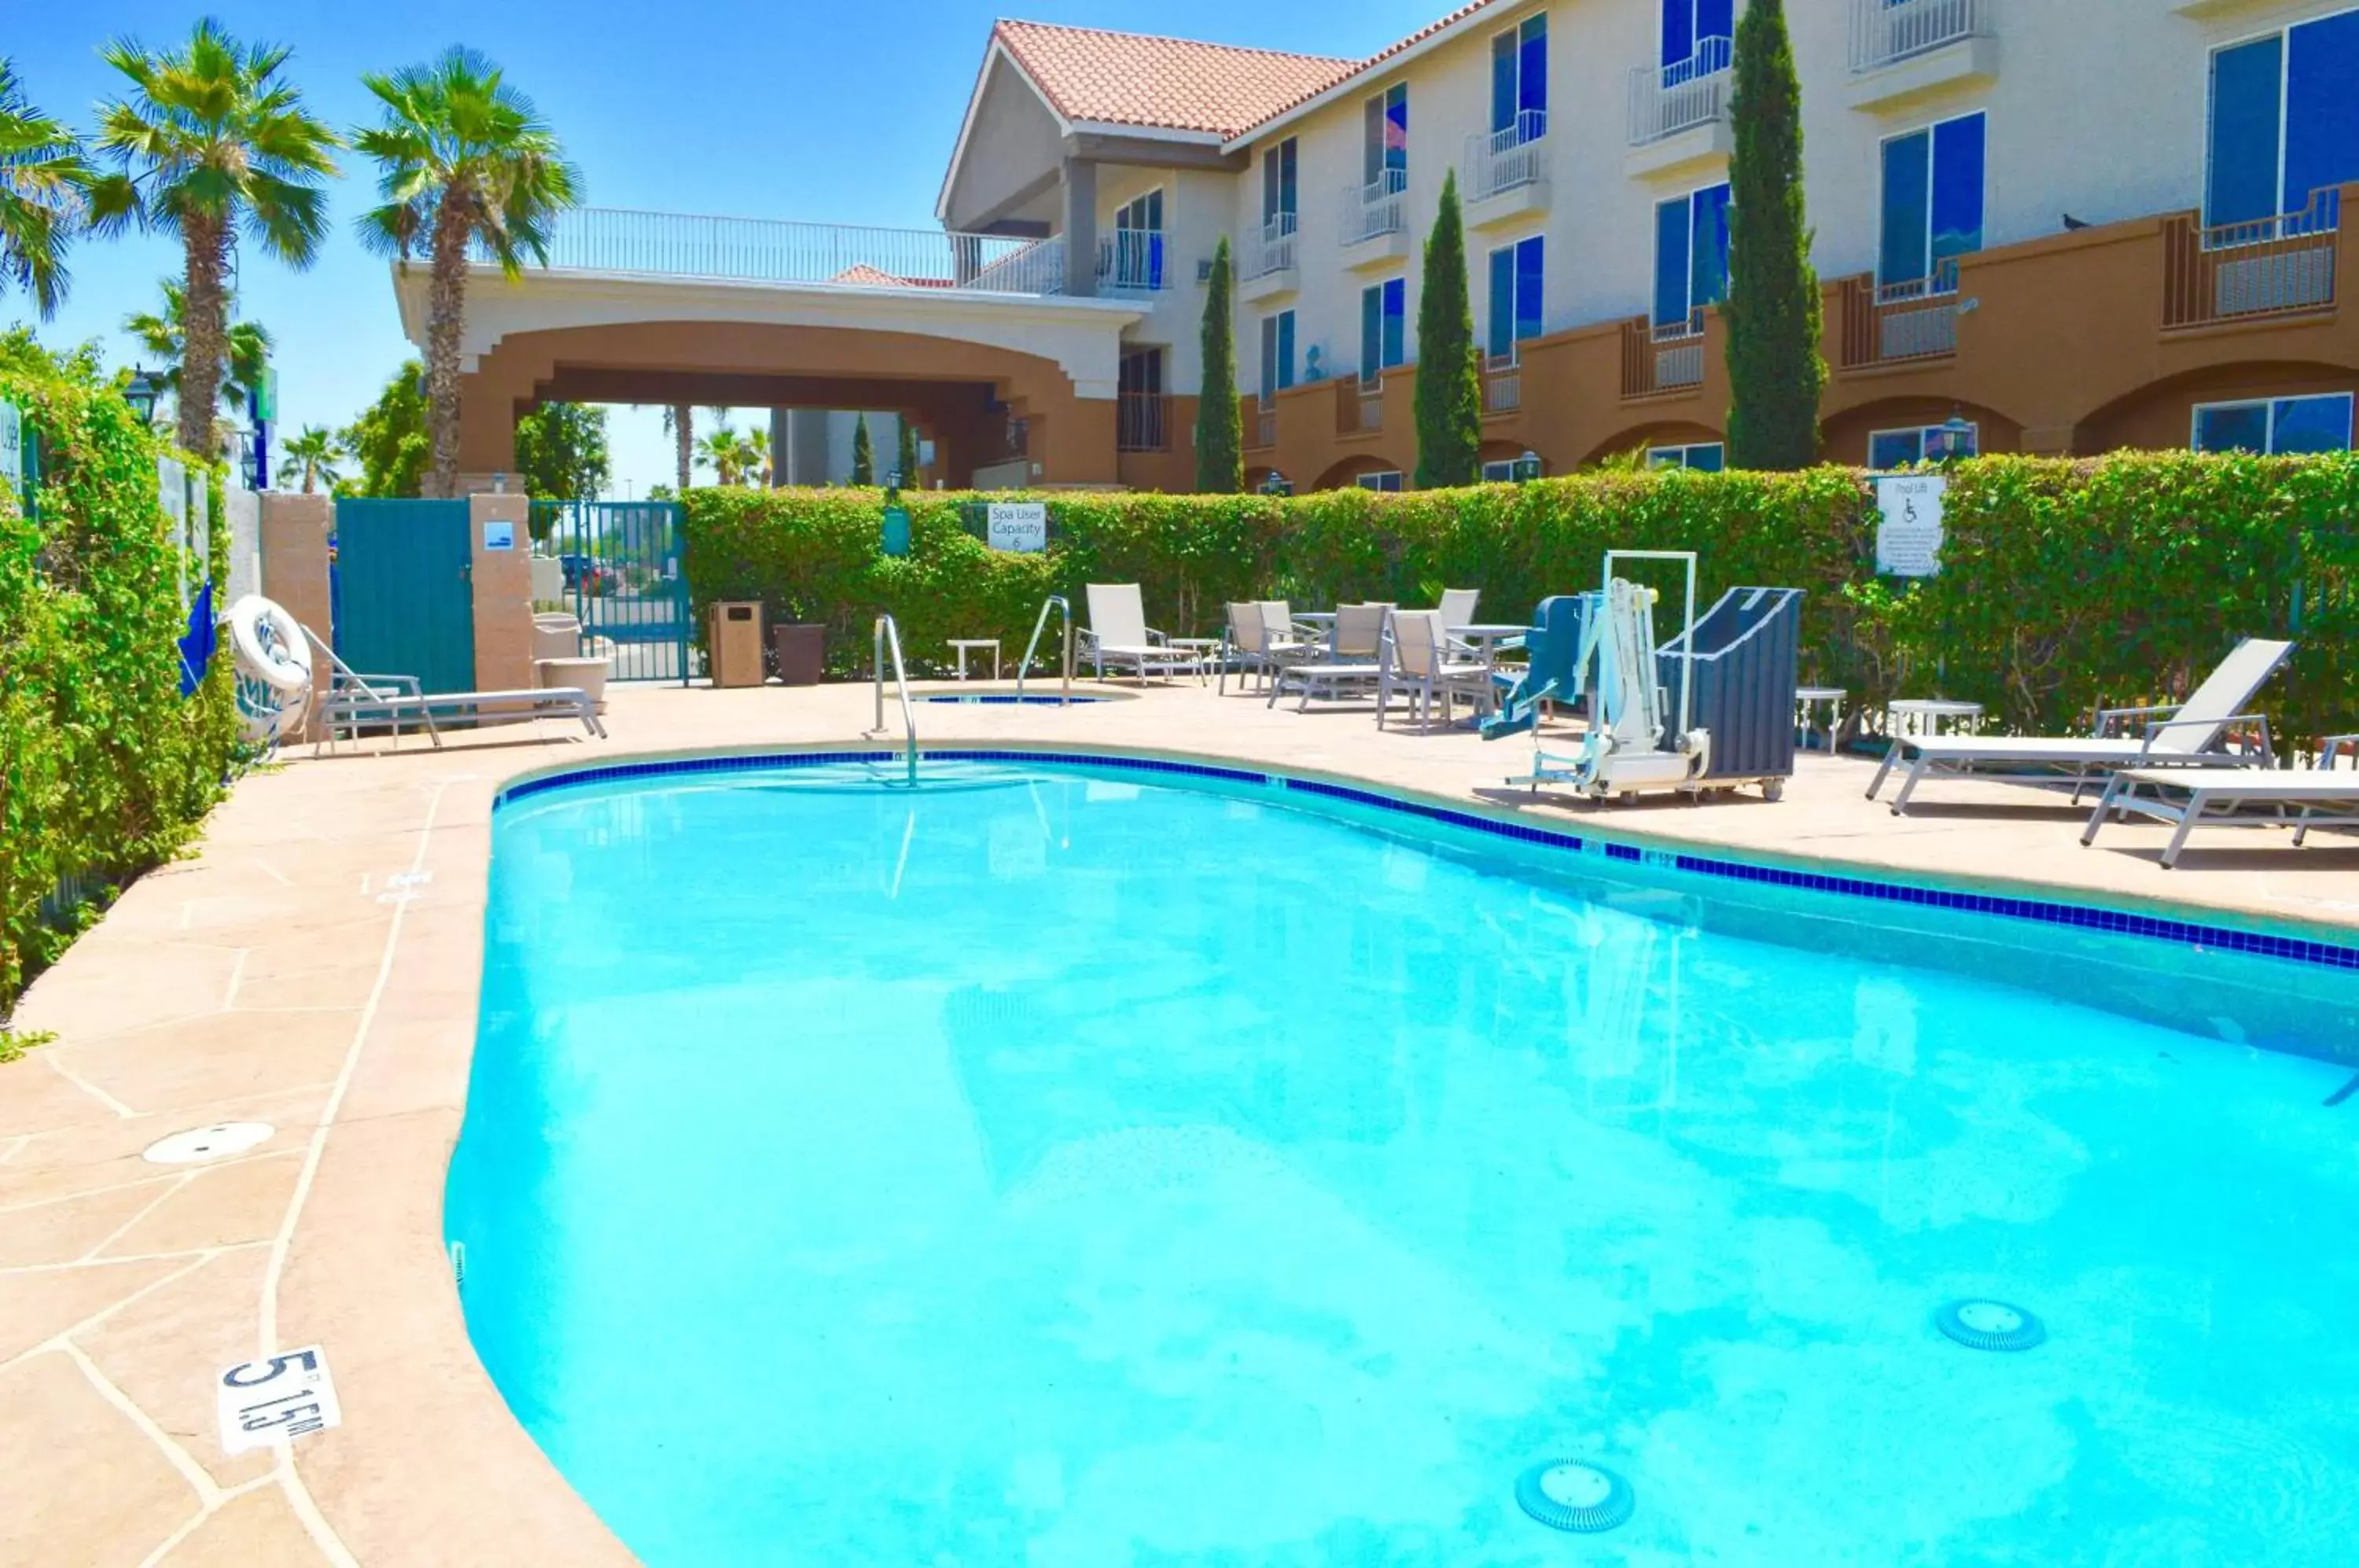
450 758 2359 1566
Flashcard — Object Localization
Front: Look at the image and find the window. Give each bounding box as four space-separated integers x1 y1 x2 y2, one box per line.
1117 348 1166 451
1490 15 1548 140
1654 182 1731 330
2209 10 2359 227
1262 138 1299 230
1108 189 1164 289
1481 458 1517 482
1259 310 1296 401
1360 278 1407 385
1661 0 1734 73
1356 470 1404 492
1485 235 1545 363
1869 422 1978 469
1364 84 1408 191
2192 392 2354 454
1879 112 1985 293
1648 443 1725 471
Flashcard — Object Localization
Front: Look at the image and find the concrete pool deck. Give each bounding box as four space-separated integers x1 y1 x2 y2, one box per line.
5 677 2355 1565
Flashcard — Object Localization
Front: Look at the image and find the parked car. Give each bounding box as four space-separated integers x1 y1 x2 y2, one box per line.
558 554 618 595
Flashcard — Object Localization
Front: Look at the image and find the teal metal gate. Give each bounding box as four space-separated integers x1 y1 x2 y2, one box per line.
332 499 476 694
532 499 694 683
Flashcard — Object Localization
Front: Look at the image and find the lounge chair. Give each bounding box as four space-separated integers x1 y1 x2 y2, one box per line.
1381 610 1496 730
1081 583 1199 683
307 630 604 752
1867 637 2293 815
2083 734 2359 867
1270 602 1389 711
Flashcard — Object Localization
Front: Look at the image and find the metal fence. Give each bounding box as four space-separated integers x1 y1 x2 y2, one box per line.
2162 188 2342 330
1340 171 1408 247
1628 35 1733 146
510 208 1068 295
1849 0 1989 72
1466 112 1549 202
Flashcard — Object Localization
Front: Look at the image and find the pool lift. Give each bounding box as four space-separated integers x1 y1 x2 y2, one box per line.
1014 594 1077 705
868 614 919 786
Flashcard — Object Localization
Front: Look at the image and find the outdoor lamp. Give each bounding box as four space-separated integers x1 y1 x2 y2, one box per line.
123 369 159 425
1938 412 1975 458
1511 450 1543 484
1260 469 1293 498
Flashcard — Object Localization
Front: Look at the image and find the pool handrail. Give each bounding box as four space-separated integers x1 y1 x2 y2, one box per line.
871 614 918 785
1014 594 1076 705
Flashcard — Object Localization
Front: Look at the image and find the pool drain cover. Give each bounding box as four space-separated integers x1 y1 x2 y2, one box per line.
1936 1298 2046 1353
143 1122 274 1165
1514 1459 1635 1533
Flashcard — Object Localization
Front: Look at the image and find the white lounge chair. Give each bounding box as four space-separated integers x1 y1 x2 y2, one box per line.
1081 583 1199 683
1437 587 1480 632
1269 602 1389 711
2083 734 2359 867
1381 609 1496 730
1868 638 2293 815
306 629 604 751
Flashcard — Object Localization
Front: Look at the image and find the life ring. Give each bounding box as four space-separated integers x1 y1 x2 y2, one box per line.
226 594 313 694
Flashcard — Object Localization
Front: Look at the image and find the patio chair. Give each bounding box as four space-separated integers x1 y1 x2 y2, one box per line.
1867 637 2294 815
1081 583 1199 683
1382 609 1498 731
1437 588 1481 631
1269 602 1391 711
2083 734 2359 867
1218 602 1310 694
304 628 604 753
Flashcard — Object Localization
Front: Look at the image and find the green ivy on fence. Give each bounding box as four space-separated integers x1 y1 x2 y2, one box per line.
1 333 239 1025
685 453 2359 748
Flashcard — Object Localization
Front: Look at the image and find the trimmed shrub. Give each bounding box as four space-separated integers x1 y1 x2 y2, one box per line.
683 453 2359 746
2 333 239 1021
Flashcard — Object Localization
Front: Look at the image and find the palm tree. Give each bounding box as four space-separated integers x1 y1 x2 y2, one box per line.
661 403 692 493
0 60 94 319
745 425 773 487
274 423 342 492
696 421 753 486
123 279 272 432
353 48 581 499
90 20 339 458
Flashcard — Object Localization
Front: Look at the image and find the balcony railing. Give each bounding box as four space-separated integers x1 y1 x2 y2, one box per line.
1628 36 1733 146
1341 170 1408 248
1097 231 1168 292
1465 112 1549 203
1849 0 1991 73
1246 213 1299 281
2162 189 2342 329
1839 263 1961 369
515 206 1067 295
1481 355 1523 414
1337 377 1385 436
1246 396 1278 451
1117 392 1171 453
1620 316 1707 399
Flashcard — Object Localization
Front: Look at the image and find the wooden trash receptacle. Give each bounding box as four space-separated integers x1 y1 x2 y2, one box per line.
709 600 766 687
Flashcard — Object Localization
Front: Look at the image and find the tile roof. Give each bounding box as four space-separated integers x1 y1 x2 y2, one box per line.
993 19 1359 140
1253 0 1507 127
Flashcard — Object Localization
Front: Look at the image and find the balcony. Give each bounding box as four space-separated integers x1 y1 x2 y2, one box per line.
1838 264 1961 371
1481 355 1523 416
1625 37 1734 180
2162 190 2341 330
1846 0 1997 112
1621 315 1709 399
1117 392 1171 453
1340 171 1411 269
1463 113 1551 229
1335 377 1385 437
1240 214 1300 303
525 206 1069 295
1096 232 1168 294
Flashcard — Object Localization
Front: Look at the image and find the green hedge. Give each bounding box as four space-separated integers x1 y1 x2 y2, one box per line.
683 453 2359 746
2 334 239 1025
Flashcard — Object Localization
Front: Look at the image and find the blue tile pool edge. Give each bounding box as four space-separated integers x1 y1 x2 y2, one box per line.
492 745 2359 978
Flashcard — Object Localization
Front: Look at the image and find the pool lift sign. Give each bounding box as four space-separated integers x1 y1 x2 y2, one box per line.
1875 473 1946 578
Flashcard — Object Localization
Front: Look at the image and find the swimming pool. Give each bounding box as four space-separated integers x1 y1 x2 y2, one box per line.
450 753 2359 1566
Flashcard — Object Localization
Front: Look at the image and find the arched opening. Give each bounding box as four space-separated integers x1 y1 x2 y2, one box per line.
1577 420 1724 469
1821 396 2020 468
1312 452 1408 492
1476 438 1548 481
2077 359 2358 455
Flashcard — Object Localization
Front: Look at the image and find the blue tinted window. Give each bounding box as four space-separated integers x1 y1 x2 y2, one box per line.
1686 442 1725 473
1662 0 1692 69
1361 286 1382 381
2286 11 2359 215
2193 402 2269 454
1665 0 1734 66
1491 31 1517 134
2209 36 2284 226
1656 186 1729 326
1870 429 1926 469
2271 393 2354 453
1383 278 1405 366
1520 17 1548 119
1514 236 1544 341
1691 183 1732 311
1880 129 1931 285
1488 245 1516 359
1929 114 1985 286
1654 197 1691 326
1697 0 1732 46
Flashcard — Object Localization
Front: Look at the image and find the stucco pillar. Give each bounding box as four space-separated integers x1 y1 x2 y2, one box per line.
468 492 533 694
258 491 333 738
455 368 521 484
1062 158 1098 299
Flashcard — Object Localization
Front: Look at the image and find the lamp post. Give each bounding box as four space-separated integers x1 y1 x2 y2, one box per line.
123 369 160 428
1511 449 1543 484
1259 469 1293 498
1936 412 1976 462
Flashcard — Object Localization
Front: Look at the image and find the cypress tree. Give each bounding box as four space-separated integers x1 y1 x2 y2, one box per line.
1414 171 1481 490
852 412 874 484
897 417 920 488
1723 0 1826 470
1194 237 1244 491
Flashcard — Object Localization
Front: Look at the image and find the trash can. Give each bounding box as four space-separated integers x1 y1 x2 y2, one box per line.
771 623 825 686
709 600 766 688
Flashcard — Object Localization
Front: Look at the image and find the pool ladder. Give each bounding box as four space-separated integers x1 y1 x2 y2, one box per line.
870 614 918 786
1014 594 1076 705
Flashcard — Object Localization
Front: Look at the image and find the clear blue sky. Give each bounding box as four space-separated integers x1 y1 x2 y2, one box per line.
11 0 1448 494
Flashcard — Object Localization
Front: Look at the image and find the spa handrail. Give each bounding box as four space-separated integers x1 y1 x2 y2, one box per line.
1014 594 1076 705
872 614 917 785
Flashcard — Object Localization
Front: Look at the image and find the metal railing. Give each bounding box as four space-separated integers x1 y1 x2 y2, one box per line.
2162 188 2342 329
510 206 1068 295
1246 212 1299 281
1482 354 1523 414
1466 112 1548 202
870 614 917 786
1628 35 1733 146
1337 377 1384 435
1849 0 1990 72
1340 170 1408 246
1621 315 1708 399
1838 267 1962 368
1015 594 1076 705
1096 231 1167 291
1116 392 1171 452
